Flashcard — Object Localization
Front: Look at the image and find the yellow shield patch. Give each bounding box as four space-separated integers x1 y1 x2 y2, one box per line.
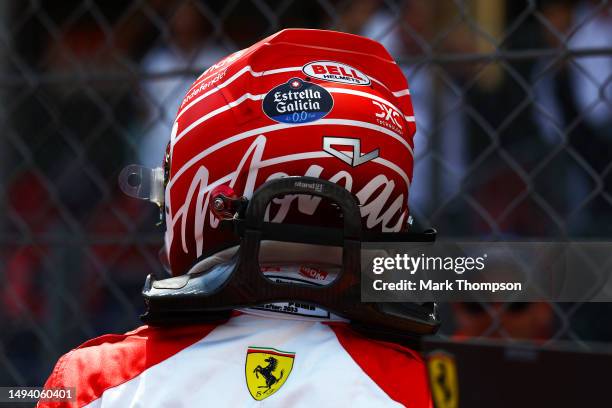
245 347 295 401
428 351 459 408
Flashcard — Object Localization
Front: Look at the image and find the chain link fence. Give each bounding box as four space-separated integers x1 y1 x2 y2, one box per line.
1 0 611 387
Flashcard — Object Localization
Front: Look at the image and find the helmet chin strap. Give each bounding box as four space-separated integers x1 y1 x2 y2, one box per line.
140 176 440 339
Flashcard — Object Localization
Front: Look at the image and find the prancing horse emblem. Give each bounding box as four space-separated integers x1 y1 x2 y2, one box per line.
254 356 283 390
428 351 459 408
245 347 295 401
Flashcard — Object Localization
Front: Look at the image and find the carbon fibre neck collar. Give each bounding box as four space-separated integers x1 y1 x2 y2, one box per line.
141 176 440 337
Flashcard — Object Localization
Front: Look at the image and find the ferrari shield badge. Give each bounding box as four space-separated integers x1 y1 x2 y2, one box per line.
245 346 295 401
428 351 459 408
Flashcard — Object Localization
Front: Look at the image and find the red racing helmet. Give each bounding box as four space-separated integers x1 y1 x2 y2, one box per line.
120 29 438 336
161 28 416 276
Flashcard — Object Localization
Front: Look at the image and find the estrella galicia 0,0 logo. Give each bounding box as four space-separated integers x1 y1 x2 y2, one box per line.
262 78 333 124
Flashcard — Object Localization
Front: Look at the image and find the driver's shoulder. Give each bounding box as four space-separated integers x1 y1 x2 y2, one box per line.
39 322 223 408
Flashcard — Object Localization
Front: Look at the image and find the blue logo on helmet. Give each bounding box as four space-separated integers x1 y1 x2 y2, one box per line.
262 78 333 124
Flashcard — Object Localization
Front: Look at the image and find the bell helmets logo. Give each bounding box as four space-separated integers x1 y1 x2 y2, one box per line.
302 61 371 86
262 78 333 124
245 346 295 401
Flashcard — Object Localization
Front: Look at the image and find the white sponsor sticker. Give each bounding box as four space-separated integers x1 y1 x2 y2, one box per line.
372 100 403 134
302 61 371 86
247 274 332 319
